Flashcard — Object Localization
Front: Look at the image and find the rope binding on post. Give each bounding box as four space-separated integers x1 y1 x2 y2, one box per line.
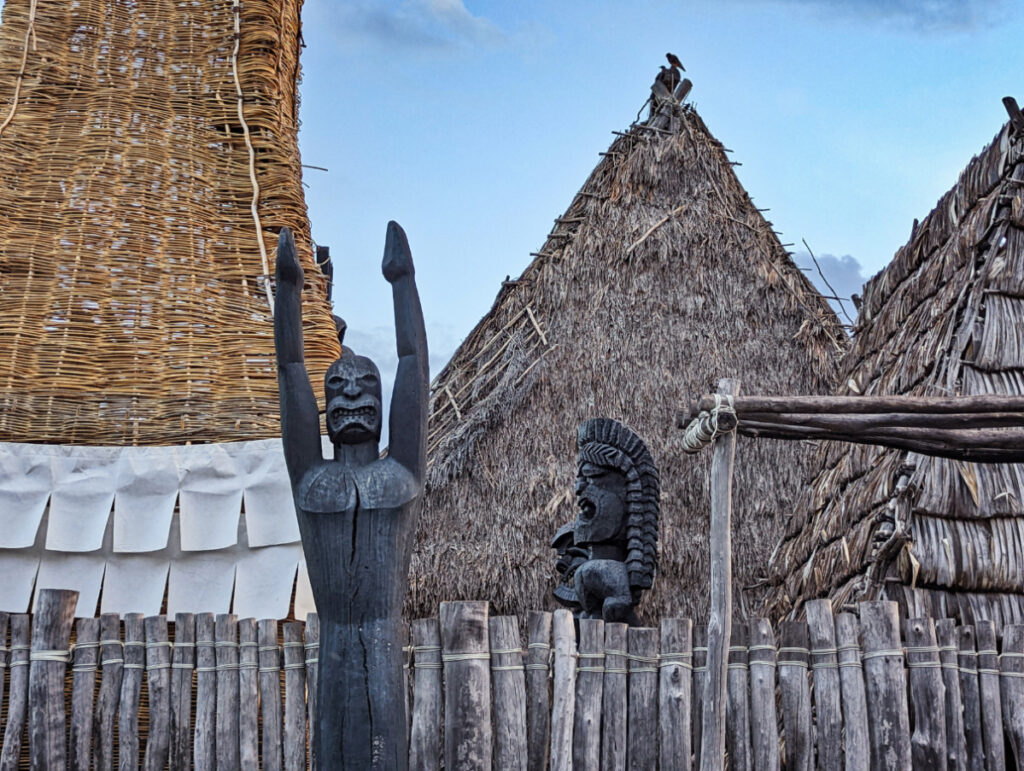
682 394 736 453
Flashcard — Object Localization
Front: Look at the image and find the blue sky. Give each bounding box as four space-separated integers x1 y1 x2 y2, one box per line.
297 0 1023 387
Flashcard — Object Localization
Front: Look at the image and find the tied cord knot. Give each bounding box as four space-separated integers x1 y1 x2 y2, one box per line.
682 394 736 453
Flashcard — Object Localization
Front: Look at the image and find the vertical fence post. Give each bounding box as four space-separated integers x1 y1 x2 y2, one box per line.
748 619 779 771
627 627 659 770
834 613 868 771
169 613 195 771
976 620 1004 771
692 626 707 766
214 614 240 771
119 612 146 771
806 600 842 771
238 619 259 770
28 588 77 771
700 377 739 771
659 617 692 771
282 621 306 771
442 601 492 771
490 615 528 771
143 615 172 771
549 608 576 771
93 612 123 771
601 622 628 771
860 601 911 771
70 616 100 771
906 618 946 770
257 619 282 771
0 612 7 739
573 618 604 769
778 621 812 771
935 619 966 771
193 614 216 771
725 623 752 771
526 611 553 771
305 613 320 771
1001 625 1024 767
0 613 30 771
410 617 442 771
957 626 984 771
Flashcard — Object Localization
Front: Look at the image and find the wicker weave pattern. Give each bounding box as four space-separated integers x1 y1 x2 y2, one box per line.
0 0 338 445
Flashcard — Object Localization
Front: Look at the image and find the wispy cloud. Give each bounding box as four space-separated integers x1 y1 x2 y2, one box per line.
333 0 504 52
792 251 869 321
731 0 1005 32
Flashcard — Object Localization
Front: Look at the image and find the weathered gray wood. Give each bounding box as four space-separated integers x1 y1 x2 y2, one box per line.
282 621 307 771
0 612 7 744
118 612 145 771
193 614 217 771
935 619 966 771
701 378 739 771
0 613 30 771
778 621 812 771
214 614 240 771
628 626 659 771
860 601 911 771
1001 625 1024 769
549 608 576 771
410 618 442 771
748 619 779 771
905 617 946 771
143 615 172 771
92 613 123 771
70 616 100 771
441 601 491 771
692 626 708 767
601 622 628 771
957 626 985 771
691 393 1024 417
238 619 259 770
659 618 692 771
573 618 604 770
725 623 751 771
305 613 320 771
28 588 77 771
805 600 842 771
258 619 283 771
975 621 1004 771
491 615 528 771
834 613 869 771
169 613 195 771
526 611 552 771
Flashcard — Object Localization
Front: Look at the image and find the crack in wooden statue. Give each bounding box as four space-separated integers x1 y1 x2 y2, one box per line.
552 419 660 624
275 223 428 770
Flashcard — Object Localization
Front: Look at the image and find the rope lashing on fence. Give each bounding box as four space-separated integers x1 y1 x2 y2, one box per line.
659 652 693 670
30 649 72 663
576 652 606 673
860 648 904 661
836 643 863 668
305 641 319 665
681 394 736 453
628 653 660 673
748 643 778 668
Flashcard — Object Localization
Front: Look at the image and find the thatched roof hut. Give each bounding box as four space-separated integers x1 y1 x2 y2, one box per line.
408 97 847 623
766 118 1024 626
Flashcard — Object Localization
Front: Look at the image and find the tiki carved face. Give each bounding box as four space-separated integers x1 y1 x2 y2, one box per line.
324 354 382 445
573 461 628 545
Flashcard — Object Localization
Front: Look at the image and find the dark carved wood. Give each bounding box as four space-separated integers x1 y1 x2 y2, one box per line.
274 222 428 770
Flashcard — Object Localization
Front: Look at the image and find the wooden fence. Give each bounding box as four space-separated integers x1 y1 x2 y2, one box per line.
3 592 1024 769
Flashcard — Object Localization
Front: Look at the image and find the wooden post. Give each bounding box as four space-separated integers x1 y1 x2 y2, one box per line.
549 608 576 771
627 627 659 771
258 619 283 771
806 600 842 771
935 620 966 771
305 613 320 771
490 615 528 771
442 601 492 771
659 618 692 771
602 622 628 771
118 612 146 771
169 613 195 771
70 616 100 771
778 622 812 771
526 611 552 771
834 613 869 771
93 612 123 771
957 626 985 771
573 618 604 768
283 621 307 771
0 612 7 745
409 618 442 771
193 614 217 771
143 615 172 771
238 619 259 770
860 601 911 771
28 588 77 771
748 619 779 771
700 378 739 771
692 626 707 767
214 614 240 771
0 614 30 771
1001 625 1024 768
905 617 946 770
976 621 1004 771
725 623 752 771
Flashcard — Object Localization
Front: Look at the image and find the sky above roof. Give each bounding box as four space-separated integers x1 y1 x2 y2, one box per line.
299 0 1022 397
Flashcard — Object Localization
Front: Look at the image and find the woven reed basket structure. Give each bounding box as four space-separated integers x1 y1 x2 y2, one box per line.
0 0 338 446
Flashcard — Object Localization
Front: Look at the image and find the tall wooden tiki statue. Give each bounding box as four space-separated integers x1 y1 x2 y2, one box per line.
274 223 428 769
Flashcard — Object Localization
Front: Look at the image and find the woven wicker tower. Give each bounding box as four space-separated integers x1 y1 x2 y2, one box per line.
0 0 338 618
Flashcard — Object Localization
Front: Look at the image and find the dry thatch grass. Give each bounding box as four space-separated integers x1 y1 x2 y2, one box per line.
408 105 846 624
0 0 338 445
766 119 1024 627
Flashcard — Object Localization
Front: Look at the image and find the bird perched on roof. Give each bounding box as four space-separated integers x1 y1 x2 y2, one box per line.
653 53 685 99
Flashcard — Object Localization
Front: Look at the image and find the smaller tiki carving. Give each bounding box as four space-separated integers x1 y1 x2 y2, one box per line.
552 418 660 624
